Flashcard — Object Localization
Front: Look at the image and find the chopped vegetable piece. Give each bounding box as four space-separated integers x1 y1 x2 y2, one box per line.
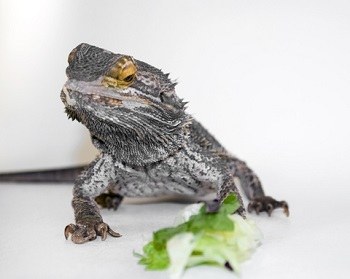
136 194 262 278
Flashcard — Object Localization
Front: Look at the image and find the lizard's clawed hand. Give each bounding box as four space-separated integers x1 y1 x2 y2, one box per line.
64 222 121 244
248 196 289 217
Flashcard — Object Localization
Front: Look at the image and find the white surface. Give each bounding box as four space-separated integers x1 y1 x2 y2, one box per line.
1 0 350 278
0 183 349 279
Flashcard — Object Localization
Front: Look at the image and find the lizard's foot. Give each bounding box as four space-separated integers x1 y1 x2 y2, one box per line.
204 198 220 213
95 192 124 210
248 196 289 217
64 221 121 244
204 199 246 217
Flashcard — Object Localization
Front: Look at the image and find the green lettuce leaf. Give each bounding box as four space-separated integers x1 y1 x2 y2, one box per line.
136 194 261 278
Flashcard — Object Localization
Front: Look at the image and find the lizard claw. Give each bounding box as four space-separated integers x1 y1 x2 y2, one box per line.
248 196 289 217
64 222 121 244
280 201 289 217
266 203 273 216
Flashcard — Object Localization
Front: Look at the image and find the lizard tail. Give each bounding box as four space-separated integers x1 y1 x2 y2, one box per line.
0 165 87 183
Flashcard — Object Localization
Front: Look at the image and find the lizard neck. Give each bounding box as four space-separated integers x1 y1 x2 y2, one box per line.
84 111 191 166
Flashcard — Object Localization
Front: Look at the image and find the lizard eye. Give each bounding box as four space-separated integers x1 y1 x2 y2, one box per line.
102 56 137 88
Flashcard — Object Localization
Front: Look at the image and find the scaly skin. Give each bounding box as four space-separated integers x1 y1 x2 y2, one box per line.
61 43 289 244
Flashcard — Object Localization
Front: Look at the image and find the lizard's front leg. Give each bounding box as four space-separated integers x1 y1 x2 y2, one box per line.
179 146 246 216
204 172 246 217
64 154 121 244
228 156 289 217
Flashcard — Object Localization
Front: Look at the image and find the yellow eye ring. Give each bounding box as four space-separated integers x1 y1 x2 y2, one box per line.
102 56 137 88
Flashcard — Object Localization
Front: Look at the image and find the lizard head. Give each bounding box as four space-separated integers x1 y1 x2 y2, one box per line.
61 43 190 165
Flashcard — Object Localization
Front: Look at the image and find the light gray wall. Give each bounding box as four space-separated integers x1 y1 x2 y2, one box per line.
1 0 349 195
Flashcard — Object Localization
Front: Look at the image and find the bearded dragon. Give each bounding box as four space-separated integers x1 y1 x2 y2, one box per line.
0 43 289 244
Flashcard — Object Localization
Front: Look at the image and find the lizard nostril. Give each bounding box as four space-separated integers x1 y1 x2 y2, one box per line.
159 92 165 102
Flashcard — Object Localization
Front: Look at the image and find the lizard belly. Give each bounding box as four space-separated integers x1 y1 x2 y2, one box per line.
118 180 197 197
113 163 208 197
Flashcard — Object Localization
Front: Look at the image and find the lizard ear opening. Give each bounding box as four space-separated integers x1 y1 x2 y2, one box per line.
102 56 137 88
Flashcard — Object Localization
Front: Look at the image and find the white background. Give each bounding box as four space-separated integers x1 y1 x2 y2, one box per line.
0 0 349 278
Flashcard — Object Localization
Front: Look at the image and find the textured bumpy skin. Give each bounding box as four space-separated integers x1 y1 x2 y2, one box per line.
59 43 289 244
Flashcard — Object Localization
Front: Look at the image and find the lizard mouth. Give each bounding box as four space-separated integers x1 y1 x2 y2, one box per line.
61 85 152 109
61 86 76 107
84 93 152 108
